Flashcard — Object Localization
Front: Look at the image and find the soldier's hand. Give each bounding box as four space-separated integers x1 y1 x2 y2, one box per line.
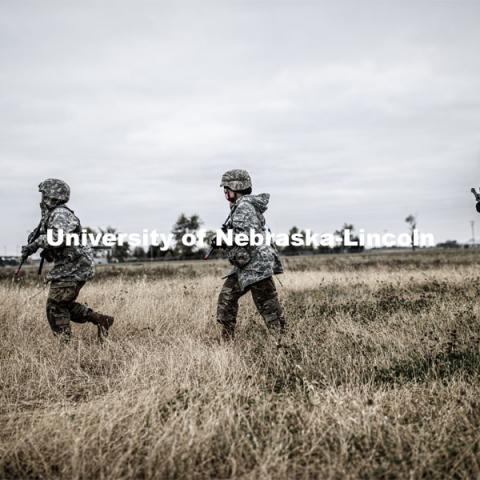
204 232 218 249
210 236 219 248
21 243 38 258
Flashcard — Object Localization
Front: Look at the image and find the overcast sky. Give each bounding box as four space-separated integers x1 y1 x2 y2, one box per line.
1 0 479 254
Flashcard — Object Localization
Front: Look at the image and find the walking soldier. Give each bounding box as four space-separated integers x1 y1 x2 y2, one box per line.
216 169 286 339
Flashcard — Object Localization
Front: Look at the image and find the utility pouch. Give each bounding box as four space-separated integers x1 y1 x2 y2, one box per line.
228 246 251 268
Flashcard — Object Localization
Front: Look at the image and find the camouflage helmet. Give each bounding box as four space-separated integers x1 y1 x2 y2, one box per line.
38 178 70 203
220 169 252 192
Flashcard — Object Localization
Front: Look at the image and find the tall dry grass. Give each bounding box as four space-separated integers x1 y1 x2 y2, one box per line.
1 252 480 478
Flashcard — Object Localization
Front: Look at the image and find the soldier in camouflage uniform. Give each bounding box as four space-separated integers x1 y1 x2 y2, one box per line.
21 179 114 341
216 169 286 339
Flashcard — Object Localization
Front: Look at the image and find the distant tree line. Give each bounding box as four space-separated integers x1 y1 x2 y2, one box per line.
1 212 472 267
87 215 367 263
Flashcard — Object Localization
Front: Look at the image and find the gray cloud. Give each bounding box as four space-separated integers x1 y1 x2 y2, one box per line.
1 0 480 254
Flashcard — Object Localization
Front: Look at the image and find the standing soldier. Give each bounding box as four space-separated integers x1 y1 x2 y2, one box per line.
216 169 286 340
21 179 113 341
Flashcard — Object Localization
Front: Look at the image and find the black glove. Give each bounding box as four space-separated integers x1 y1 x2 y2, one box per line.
21 243 38 258
477 202 480 213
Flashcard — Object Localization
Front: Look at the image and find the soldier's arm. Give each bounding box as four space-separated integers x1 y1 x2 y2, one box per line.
471 188 480 213
31 209 79 249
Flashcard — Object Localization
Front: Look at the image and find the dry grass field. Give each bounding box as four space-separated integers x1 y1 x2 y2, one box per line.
1 250 480 479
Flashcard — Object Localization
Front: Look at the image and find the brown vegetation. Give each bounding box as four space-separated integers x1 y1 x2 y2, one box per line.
1 250 480 478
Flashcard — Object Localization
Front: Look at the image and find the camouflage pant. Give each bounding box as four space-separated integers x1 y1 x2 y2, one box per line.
46 281 93 337
217 275 286 336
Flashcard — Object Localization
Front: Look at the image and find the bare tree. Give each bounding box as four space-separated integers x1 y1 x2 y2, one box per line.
405 214 417 251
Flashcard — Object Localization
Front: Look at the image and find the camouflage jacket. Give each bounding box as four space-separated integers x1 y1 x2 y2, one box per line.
31 205 95 282
225 193 283 291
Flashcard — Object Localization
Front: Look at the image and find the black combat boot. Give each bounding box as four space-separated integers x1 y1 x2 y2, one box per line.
88 312 114 340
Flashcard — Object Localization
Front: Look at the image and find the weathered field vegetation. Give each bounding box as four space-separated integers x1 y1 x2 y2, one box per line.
1 250 480 479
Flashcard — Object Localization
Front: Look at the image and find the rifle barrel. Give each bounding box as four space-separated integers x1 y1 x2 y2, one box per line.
37 256 45 275
204 246 215 260
15 257 26 277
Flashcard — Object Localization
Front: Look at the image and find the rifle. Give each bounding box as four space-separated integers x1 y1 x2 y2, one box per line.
15 220 45 277
204 212 232 260
472 187 480 213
